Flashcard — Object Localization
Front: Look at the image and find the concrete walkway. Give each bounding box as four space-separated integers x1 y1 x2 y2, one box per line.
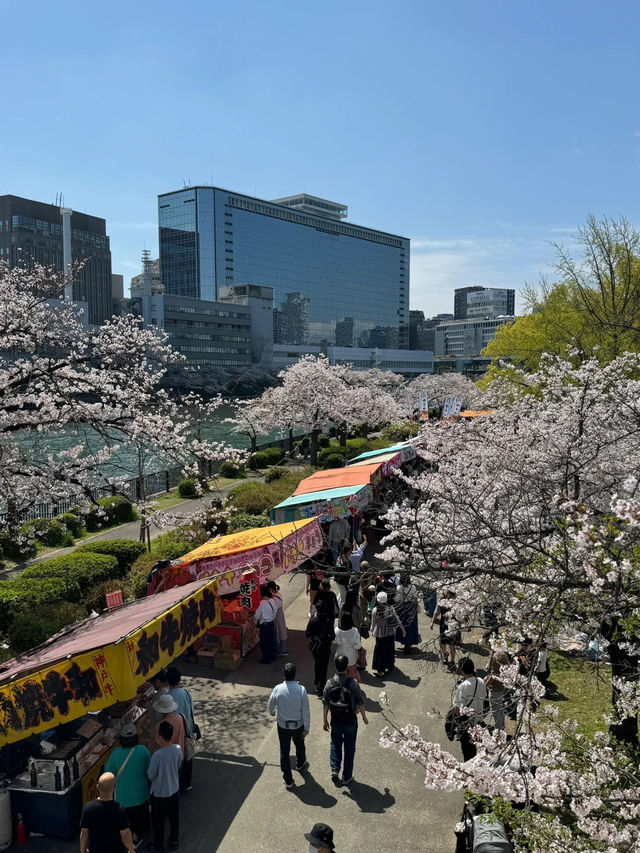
23 574 463 852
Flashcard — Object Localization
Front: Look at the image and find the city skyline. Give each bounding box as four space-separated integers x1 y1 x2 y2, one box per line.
3 1 640 315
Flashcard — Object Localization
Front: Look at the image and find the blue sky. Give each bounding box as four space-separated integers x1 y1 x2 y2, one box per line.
2 0 639 315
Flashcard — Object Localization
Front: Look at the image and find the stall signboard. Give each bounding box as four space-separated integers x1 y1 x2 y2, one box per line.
182 518 323 597
418 391 428 411
239 569 260 610
0 582 221 745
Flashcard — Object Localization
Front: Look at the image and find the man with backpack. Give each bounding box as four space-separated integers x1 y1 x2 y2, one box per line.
322 654 368 786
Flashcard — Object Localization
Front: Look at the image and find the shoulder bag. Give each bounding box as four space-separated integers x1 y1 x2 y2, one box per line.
180 713 198 761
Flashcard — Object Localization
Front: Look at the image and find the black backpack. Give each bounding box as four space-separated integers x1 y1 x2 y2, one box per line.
327 675 356 722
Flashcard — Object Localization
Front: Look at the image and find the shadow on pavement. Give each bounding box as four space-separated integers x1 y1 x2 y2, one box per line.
341 781 396 813
182 752 264 849
290 770 339 808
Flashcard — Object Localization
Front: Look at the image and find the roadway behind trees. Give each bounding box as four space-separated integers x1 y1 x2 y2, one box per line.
24 573 461 853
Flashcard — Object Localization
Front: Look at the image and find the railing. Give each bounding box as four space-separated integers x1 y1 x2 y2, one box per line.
0 435 295 524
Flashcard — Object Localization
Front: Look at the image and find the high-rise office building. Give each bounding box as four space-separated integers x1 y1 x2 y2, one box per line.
158 186 409 349
0 195 112 325
454 286 515 320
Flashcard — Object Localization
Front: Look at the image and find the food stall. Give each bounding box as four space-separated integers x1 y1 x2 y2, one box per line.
148 518 324 668
0 577 222 838
270 483 372 526
347 441 418 467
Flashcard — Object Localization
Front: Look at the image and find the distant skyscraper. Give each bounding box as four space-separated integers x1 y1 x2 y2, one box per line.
335 316 355 347
0 194 112 325
158 186 409 348
454 286 484 320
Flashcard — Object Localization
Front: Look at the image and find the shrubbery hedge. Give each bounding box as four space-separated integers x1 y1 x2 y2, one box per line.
0 528 37 563
21 518 75 548
227 512 271 533
248 451 270 470
0 576 81 633
219 461 243 479
19 552 120 595
85 497 137 532
320 452 347 470
7 602 86 653
318 445 349 466
264 467 286 483
76 539 146 576
58 511 85 538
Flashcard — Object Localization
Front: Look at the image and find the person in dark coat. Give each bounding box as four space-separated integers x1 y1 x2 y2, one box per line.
313 578 339 623
306 600 335 697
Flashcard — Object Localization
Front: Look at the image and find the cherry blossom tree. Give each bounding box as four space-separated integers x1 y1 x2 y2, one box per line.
0 263 241 540
379 352 640 852
224 395 276 454
405 371 482 413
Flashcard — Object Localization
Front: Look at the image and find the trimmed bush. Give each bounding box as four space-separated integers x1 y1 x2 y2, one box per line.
0 576 82 633
318 445 349 466
8 602 86 653
264 467 286 483
227 482 274 515
382 422 418 441
127 559 154 599
58 512 85 538
85 497 137 532
319 436 331 448
21 518 75 548
86 579 127 613
76 539 146 576
263 446 285 464
19 552 120 596
178 478 198 498
227 513 271 533
248 451 270 471
219 461 243 479
321 452 347 470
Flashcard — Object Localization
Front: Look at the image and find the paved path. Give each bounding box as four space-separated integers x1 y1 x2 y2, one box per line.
24 575 464 852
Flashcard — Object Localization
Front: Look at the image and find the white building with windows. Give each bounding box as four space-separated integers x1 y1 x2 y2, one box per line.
272 344 433 376
434 316 514 357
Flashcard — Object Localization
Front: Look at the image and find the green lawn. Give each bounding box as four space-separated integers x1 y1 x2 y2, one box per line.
542 651 611 738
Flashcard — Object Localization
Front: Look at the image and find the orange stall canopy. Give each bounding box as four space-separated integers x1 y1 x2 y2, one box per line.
292 463 382 496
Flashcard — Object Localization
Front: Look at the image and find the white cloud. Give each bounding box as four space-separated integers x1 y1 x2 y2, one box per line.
408 228 575 316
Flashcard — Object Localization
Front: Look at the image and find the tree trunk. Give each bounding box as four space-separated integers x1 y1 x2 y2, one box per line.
310 428 320 466
288 428 294 453
250 434 257 454
339 424 347 447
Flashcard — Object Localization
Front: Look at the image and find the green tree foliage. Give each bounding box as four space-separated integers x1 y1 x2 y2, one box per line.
75 539 146 575
484 216 640 375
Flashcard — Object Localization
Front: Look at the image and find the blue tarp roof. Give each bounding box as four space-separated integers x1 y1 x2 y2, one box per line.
272 484 369 510
348 442 409 463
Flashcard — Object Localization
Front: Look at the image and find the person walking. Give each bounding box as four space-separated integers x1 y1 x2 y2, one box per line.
147 720 182 852
306 600 336 697
255 586 277 663
454 658 487 762
79 772 135 853
322 654 368 786
371 591 405 677
333 610 362 681
166 666 196 792
305 822 336 851
267 662 310 789
267 580 288 656
104 724 151 847
431 589 460 670
484 648 510 731
349 534 367 573
395 574 420 651
313 578 340 624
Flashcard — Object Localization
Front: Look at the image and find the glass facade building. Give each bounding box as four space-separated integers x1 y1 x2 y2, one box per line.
158 187 409 349
0 195 112 326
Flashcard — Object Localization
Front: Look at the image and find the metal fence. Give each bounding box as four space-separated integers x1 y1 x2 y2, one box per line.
1 436 293 525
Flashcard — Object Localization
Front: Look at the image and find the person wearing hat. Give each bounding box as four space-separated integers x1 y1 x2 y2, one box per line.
305 822 336 851
371 591 405 677
153 693 185 759
105 724 151 847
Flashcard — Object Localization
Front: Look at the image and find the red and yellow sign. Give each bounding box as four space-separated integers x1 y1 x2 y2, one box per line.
0 582 221 746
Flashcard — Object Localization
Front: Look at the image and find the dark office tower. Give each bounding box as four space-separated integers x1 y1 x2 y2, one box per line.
454 286 484 320
158 186 409 348
335 317 354 347
0 195 112 326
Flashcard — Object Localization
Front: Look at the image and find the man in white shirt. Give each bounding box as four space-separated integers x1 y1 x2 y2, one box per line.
267 663 310 789
454 657 487 761
255 587 277 663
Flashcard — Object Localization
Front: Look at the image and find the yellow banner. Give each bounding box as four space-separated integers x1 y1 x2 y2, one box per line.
0 583 220 745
